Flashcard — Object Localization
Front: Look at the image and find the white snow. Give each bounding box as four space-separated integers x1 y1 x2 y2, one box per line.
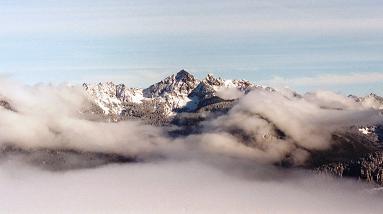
359 127 372 135
83 72 267 117
125 88 145 104
361 95 383 110
83 82 124 115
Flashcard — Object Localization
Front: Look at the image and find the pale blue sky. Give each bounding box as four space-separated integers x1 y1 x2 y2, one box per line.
0 0 382 95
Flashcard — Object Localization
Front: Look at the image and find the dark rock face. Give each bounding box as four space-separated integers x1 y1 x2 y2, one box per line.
196 100 235 113
316 152 383 185
0 99 16 112
120 100 171 126
143 70 199 98
116 84 126 101
189 74 224 100
307 126 383 185
369 125 383 143
0 145 137 171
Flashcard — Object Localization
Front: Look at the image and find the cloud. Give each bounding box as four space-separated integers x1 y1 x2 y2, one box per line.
1 160 383 213
0 77 381 167
0 78 172 159
0 77 382 212
216 87 244 100
199 89 382 165
263 72 383 87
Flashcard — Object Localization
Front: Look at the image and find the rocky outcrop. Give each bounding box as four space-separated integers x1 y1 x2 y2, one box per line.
83 70 266 117
316 152 383 185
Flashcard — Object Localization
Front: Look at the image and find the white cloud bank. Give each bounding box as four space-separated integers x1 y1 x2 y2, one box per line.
263 72 383 87
0 77 381 165
0 160 383 214
0 78 382 213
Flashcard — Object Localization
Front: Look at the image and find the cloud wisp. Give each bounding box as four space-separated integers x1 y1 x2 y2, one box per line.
263 72 383 87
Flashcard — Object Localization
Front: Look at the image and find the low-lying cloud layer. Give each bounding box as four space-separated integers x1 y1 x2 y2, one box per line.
0 78 381 165
0 78 382 213
1 160 383 214
193 89 382 165
263 72 383 89
0 79 169 158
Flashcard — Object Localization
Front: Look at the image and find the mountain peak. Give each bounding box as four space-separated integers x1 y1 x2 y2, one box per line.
203 73 224 87
143 70 200 98
84 70 266 116
175 70 194 81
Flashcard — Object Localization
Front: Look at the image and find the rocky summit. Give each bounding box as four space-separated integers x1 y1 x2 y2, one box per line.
83 70 265 118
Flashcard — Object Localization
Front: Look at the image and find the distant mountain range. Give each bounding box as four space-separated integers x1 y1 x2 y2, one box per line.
1 70 383 186
83 70 264 117
82 70 383 186
83 69 383 125
84 70 383 116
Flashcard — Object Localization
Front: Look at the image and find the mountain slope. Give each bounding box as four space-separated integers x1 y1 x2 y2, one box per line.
82 70 383 185
83 70 268 117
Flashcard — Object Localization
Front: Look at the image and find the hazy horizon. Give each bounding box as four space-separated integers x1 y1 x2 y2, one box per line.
0 0 382 95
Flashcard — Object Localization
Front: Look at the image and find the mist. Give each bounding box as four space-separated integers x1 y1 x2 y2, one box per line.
0 78 382 213
1 160 383 214
197 88 382 165
0 78 381 164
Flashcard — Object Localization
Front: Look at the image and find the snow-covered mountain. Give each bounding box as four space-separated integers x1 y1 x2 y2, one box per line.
346 93 383 136
81 72 383 185
82 70 383 149
84 70 383 120
142 70 200 114
83 70 263 116
359 93 383 110
0 69 382 186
